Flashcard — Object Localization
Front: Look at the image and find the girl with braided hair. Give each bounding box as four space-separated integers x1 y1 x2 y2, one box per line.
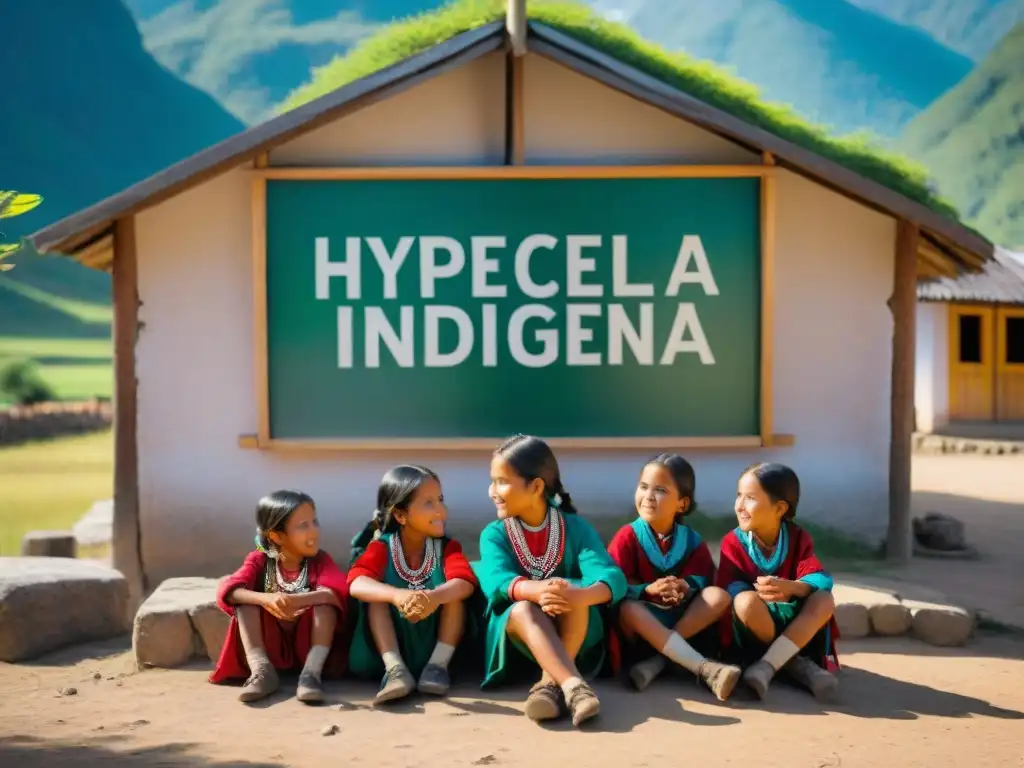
473 435 627 728
210 490 349 704
347 465 478 705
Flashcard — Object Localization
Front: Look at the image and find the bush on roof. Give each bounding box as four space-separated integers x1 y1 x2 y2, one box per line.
279 0 961 223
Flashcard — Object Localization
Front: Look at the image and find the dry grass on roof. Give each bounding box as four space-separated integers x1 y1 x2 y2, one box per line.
279 0 961 224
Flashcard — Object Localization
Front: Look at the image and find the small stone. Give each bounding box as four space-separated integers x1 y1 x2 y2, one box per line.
93 672 102 680
321 724 340 737
906 599 974 647
59 687 78 696
473 757 498 766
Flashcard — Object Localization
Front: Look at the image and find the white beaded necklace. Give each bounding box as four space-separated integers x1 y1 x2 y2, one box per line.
505 508 565 579
264 557 309 594
390 534 439 590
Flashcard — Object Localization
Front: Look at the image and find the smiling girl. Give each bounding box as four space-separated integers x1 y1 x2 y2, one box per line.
210 490 349 704
716 462 840 701
473 434 627 727
347 465 477 705
607 454 740 699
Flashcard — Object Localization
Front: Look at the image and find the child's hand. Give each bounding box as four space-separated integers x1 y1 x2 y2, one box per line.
392 588 417 614
262 592 303 621
755 575 788 602
538 579 572 616
645 577 682 606
402 591 437 623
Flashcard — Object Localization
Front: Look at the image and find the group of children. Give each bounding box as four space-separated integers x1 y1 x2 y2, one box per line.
210 434 840 727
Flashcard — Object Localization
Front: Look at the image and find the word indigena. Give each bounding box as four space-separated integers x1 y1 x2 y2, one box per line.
314 234 726 369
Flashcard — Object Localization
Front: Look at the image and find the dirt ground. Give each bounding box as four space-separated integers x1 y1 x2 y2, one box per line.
1 633 1023 768
897 453 1024 628
2 452 1023 767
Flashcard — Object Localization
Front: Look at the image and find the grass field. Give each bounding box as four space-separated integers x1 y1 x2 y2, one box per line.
0 336 112 406
0 429 112 556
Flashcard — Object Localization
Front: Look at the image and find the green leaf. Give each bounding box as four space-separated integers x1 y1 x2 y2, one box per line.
0 191 43 219
0 242 21 257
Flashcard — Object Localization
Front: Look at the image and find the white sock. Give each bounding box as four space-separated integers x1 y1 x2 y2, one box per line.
661 633 706 674
382 650 405 672
427 641 455 669
560 675 584 699
761 636 801 671
302 645 330 678
245 647 270 671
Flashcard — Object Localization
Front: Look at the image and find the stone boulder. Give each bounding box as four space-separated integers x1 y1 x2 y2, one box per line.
0 557 130 662
913 513 967 552
20 530 77 558
905 599 975 647
133 577 229 669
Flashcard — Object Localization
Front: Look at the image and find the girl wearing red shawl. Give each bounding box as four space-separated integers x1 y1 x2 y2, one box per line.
716 463 840 702
209 489 349 704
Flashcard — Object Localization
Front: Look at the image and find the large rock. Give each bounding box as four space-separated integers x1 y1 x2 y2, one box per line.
20 530 77 558
133 577 228 668
905 599 975 647
913 512 967 551
0 557 130 662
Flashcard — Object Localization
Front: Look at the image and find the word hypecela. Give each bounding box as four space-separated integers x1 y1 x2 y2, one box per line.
313 234 726 369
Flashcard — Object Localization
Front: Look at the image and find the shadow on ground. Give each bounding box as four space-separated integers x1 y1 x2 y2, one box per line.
16 635 133 669
0 735 280 767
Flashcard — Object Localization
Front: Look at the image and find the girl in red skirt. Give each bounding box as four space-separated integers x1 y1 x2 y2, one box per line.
210 489 349 704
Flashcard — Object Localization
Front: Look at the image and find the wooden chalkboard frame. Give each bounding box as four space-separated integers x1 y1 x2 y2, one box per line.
244 163 789 452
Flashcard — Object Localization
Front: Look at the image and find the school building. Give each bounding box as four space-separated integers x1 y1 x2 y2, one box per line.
915 247 1024 434
30 7 995 599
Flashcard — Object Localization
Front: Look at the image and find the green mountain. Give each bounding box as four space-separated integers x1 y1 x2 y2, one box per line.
897 24 1024 248
847 0 1024 61
0 0 245 341
586 0 973 138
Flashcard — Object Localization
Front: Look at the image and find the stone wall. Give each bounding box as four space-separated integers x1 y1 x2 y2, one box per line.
0 400 112 446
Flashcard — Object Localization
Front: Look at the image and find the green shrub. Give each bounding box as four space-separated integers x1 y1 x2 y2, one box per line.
0 359 56 405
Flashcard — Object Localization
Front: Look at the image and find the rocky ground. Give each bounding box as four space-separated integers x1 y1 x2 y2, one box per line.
1 633 1022 767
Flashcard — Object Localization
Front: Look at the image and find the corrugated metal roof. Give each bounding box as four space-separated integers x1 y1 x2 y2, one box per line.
918 248 1024 305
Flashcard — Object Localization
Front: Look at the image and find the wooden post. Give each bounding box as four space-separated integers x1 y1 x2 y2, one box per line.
886 218 919 563
506 0 527 58
112 215 146 607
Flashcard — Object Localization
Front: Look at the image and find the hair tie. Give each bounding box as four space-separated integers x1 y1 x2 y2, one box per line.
550 492 562 509
254 529 278 559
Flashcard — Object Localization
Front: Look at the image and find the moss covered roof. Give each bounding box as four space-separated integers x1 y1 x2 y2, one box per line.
281 0 961 223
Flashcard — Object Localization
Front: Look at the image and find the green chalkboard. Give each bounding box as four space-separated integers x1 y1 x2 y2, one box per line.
264 176 761 440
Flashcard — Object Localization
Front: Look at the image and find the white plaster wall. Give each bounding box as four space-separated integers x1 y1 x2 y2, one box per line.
523 54 759 164
269 51 505 166
134 53 895 584
915 301 950 433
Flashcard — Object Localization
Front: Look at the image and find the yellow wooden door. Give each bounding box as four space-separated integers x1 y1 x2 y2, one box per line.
948 304 995 421
996 307 1024 421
